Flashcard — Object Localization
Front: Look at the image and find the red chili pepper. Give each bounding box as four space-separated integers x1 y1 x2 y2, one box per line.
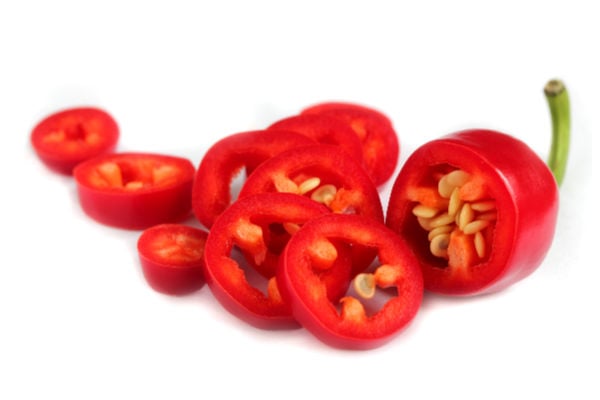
238 144 384 275
277 213 423 350
137 224 208 295
386 129 559 295
74 152 195 230
203 193 352 329
301 102 399 186
191 130 315 228
267 113 364 162
31 107 119 174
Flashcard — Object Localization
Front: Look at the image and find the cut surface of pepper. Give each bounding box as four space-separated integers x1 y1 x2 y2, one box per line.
278 214 423 350
203 193 352 330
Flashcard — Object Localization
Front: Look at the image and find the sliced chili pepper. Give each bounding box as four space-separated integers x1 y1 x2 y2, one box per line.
277 213 423 350
267 113 364 162
137 224 208 295
301 102 399 186
386 129 559 295
238 144 383 276
31 107 119 174
74 152 195 230
203 193 352 329
191 130 315 228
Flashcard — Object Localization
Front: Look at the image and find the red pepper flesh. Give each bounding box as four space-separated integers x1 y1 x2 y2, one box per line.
301 102 399 186
267 113 364 162
191 130 315 228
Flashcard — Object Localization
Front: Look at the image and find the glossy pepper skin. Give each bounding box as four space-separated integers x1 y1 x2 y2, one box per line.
137 224 208 295
301 102 399 187
74 152 195 230
386 129 559 295
203 193 352 329
267 113 364 162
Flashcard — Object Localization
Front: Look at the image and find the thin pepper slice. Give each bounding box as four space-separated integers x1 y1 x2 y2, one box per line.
203 193 352 329
267 113 364 162
301 102 399 186
278 214 423 350
191 130 315 228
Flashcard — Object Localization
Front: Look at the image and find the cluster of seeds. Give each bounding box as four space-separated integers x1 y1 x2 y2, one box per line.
412 169 497 265
274 175 338 207
93 161 176 190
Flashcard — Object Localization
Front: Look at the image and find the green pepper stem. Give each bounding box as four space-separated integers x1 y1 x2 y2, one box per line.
544 79 571 186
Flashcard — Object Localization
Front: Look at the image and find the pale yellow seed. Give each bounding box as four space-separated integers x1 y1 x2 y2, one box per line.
430 233 450 258
458 203 475 231
430 212 455 229
477 211 497 221
417 216 434 231
273 176 299 194
474 231 486 258
428 225 454 241
298 177 321 195
471 200 496 212
353 273 376 299
311 184 337 206
282 222 301 235
412 204 439 218
438 170 471 198
463 219 491 235
448 187 463 217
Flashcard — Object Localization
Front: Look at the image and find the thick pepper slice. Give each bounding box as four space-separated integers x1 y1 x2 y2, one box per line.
74 152 195 230
203 193 352 329
239 144 384 276
386 129 559 295
137 223 208 295
277 214 423 350
301 102 399 186
31 107 119 174
191 130 315 228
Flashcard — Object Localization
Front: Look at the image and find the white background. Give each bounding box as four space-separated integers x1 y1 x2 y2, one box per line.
1 1 598 399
